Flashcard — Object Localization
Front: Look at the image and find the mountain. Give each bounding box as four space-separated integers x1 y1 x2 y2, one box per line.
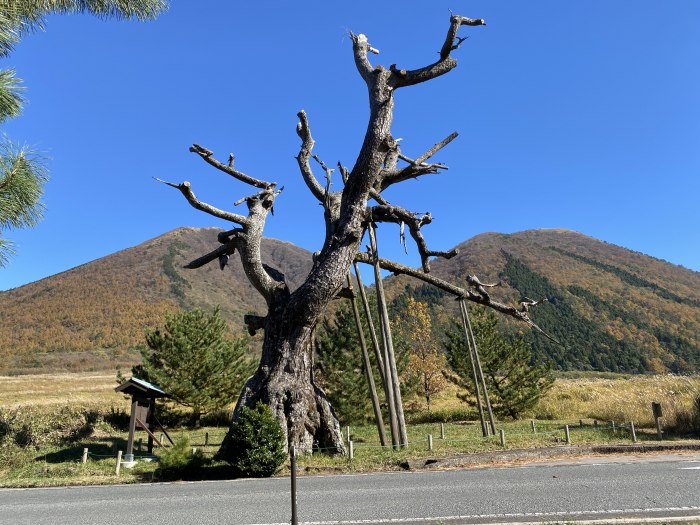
0 227 313 374
2 227 698 375
387 229 700 374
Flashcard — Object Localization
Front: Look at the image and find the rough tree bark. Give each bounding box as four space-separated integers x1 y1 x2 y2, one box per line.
160 14 550 455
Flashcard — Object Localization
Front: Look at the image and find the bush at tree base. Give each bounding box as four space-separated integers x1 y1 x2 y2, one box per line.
158 436 205 478
219 403 286 478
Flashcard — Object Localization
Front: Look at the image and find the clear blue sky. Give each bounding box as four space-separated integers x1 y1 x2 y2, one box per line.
1 1 699 291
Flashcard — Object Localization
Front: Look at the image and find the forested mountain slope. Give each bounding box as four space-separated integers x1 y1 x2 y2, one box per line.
389 229 700 374
0 227 312 374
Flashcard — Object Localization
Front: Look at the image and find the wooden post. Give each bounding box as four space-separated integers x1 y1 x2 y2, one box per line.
147 398 155 454
611 421 616 434
347 273 388 448
428 434 433 451
440 423 445 440
565 425 571 445
205 432 209 446
579 419 584 428
160 433 164 444
630 421 637 443
458 299 487 437
499 429 506 447
82 448 88 464
369 224 407 448
290 446 298 525
655 417 663 440
126 399 137 457
531 420 536 433
115 450 122 476
594 420 598 429
137 437 142 452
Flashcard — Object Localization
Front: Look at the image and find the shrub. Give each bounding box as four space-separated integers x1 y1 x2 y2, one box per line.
0 406 100 449
667 394 700 436
406 407 475 424
158 436 205 478
220 403 286 478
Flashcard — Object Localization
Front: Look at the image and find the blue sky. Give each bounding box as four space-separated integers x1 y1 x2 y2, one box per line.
1 1 699 291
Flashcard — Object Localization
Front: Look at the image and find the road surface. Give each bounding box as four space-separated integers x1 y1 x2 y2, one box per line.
1 453 699 524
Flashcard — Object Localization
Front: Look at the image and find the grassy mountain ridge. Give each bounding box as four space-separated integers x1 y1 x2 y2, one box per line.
388 229 700 374
0 227 313 374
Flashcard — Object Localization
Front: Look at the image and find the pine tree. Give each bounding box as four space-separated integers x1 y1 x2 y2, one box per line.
140 307 255 425
315 300 381 426
444 307 554 419
0 1 167 264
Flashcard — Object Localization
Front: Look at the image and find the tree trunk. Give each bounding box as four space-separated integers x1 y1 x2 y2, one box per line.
220 306 345 456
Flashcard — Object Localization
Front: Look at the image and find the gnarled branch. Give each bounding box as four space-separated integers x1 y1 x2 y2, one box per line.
389 16 485 89
295 110 326 202
154 178 249 225
184 239 239 269
189 144 272 189
244 314 267 336
353 251 557 343
369 206 457 272
349 32 377 82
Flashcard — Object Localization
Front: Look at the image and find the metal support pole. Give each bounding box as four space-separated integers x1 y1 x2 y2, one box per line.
565 425 571 445
291 446 298 525
462 301 497 436
347 273 387 447
611 421 616 434
655 417 663 440
440 423 445 440
531 420 536 433
349 440 354 461
499 429 506 447
115 451 122 476
459 300 487 437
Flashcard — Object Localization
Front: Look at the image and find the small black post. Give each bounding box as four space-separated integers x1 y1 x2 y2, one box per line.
291 446 298 525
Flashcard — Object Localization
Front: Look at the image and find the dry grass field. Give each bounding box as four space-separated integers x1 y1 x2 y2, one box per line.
1 371 698 427
538 373 700 428
0 372 124 407
0 371 698 487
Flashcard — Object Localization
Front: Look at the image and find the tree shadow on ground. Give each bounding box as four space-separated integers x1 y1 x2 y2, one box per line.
134 462 241 483
38 437 127 463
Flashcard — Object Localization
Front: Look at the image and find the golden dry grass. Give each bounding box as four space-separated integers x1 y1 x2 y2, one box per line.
0 371 128 409
538 374 700 427
2 371 698 430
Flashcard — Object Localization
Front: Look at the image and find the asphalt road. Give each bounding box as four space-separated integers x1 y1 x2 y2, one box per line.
1 453 699 524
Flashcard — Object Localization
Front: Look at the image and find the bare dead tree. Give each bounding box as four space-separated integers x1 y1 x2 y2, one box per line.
160 14 553 454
